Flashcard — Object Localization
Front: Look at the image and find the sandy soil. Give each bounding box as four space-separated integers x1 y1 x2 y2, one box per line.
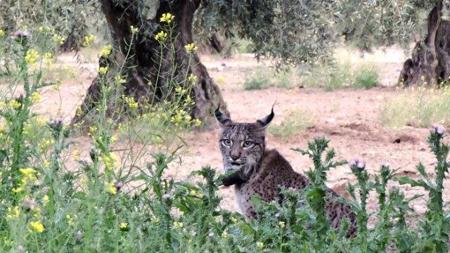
32 48 449 217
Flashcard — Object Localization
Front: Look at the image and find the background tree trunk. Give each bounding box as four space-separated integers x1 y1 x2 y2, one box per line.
72 0 227 126
399 1 450 86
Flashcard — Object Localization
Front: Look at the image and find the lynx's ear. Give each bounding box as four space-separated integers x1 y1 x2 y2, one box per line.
256 107 274 128
215 106 232 127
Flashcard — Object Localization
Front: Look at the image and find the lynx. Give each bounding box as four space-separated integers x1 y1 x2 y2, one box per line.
215 108 357 236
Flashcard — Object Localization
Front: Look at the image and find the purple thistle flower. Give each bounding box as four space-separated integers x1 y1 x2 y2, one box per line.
14 30 30 39
115 181 124 192
432 124 445 135
349 158 366 171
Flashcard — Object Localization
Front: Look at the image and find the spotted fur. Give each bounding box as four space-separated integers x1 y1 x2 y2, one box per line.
216 108 357 236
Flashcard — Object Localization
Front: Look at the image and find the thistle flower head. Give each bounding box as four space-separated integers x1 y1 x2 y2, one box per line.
349 158 365 171
14 30 30 39
432 124 445 136
115 181 124 192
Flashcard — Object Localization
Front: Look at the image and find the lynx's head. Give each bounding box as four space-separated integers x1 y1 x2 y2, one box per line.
215 107 274 180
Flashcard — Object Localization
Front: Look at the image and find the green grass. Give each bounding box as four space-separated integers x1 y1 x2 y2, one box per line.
269 110 314 139
352 66 378 89
299 61 352 90
243 67 297 90
381 87 450 128
299 62 379 91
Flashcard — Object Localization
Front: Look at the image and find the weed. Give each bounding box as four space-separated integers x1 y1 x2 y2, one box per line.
381 87 450 128
243 67 272 90
299 61 353 90
352 65 378 89
243 67 297 90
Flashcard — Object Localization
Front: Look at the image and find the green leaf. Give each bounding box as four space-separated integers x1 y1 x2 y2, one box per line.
397 176 429 189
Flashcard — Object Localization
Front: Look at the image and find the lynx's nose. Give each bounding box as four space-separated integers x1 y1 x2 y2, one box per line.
230 154 241 162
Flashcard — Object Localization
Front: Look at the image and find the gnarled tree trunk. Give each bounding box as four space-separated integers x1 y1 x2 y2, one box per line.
399 1 450 86
72 0 227 126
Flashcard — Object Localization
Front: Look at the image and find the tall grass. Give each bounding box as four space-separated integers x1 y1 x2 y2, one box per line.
381 87 450 128
299 62 378 90
243 66 297 90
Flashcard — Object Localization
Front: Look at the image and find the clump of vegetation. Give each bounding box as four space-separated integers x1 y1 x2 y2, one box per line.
243 67 297 90
269 110 314 139
381 87 450 128
299 61 352 90
243 67 272 90
352 65 379 89
299 60 379 90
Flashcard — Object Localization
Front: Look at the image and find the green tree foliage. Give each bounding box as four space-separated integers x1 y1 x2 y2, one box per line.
194 0 439 65
0 0 99 51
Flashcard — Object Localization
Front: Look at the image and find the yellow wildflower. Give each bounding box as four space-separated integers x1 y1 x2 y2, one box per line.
184 95 193 106
173 221 183 229
114 75 126 85
35 116 47 127
100 45 113 57
154 31 167 42
175 86 186 95
19 168 37 176
31 92 41 103
82 34 96 47
0 29 5 38
52 34 65 45
256 241 264 250
43 52 53 66
184 43 197 53
10 100 21 110
124 96 138 110
98 66 109 75
6 206 20 219
111 135 118 143
29 221 45 233
38 26 51 33
193 118 202 127
101 153 118 171
42 195 49 205
187 73 198 84
12 187 23 193
130 26 139 34
222 230 228 239
25 49 39 65
105 182 117 195
66 215 75 226
39 139 54 150
88 126 97 136
171 109 188 126
119 222 128 230
160 13 175 24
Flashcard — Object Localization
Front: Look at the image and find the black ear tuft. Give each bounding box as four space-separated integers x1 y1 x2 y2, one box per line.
256 106 274 128
215 106 232 127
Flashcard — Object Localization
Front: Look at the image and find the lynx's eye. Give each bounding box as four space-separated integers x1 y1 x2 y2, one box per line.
221 139 232 146
242 141 254 148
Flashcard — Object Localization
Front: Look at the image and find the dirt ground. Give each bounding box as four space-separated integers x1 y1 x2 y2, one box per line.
34 48 449 217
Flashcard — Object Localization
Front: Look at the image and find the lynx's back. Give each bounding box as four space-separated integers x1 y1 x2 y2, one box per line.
215 108 357 236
